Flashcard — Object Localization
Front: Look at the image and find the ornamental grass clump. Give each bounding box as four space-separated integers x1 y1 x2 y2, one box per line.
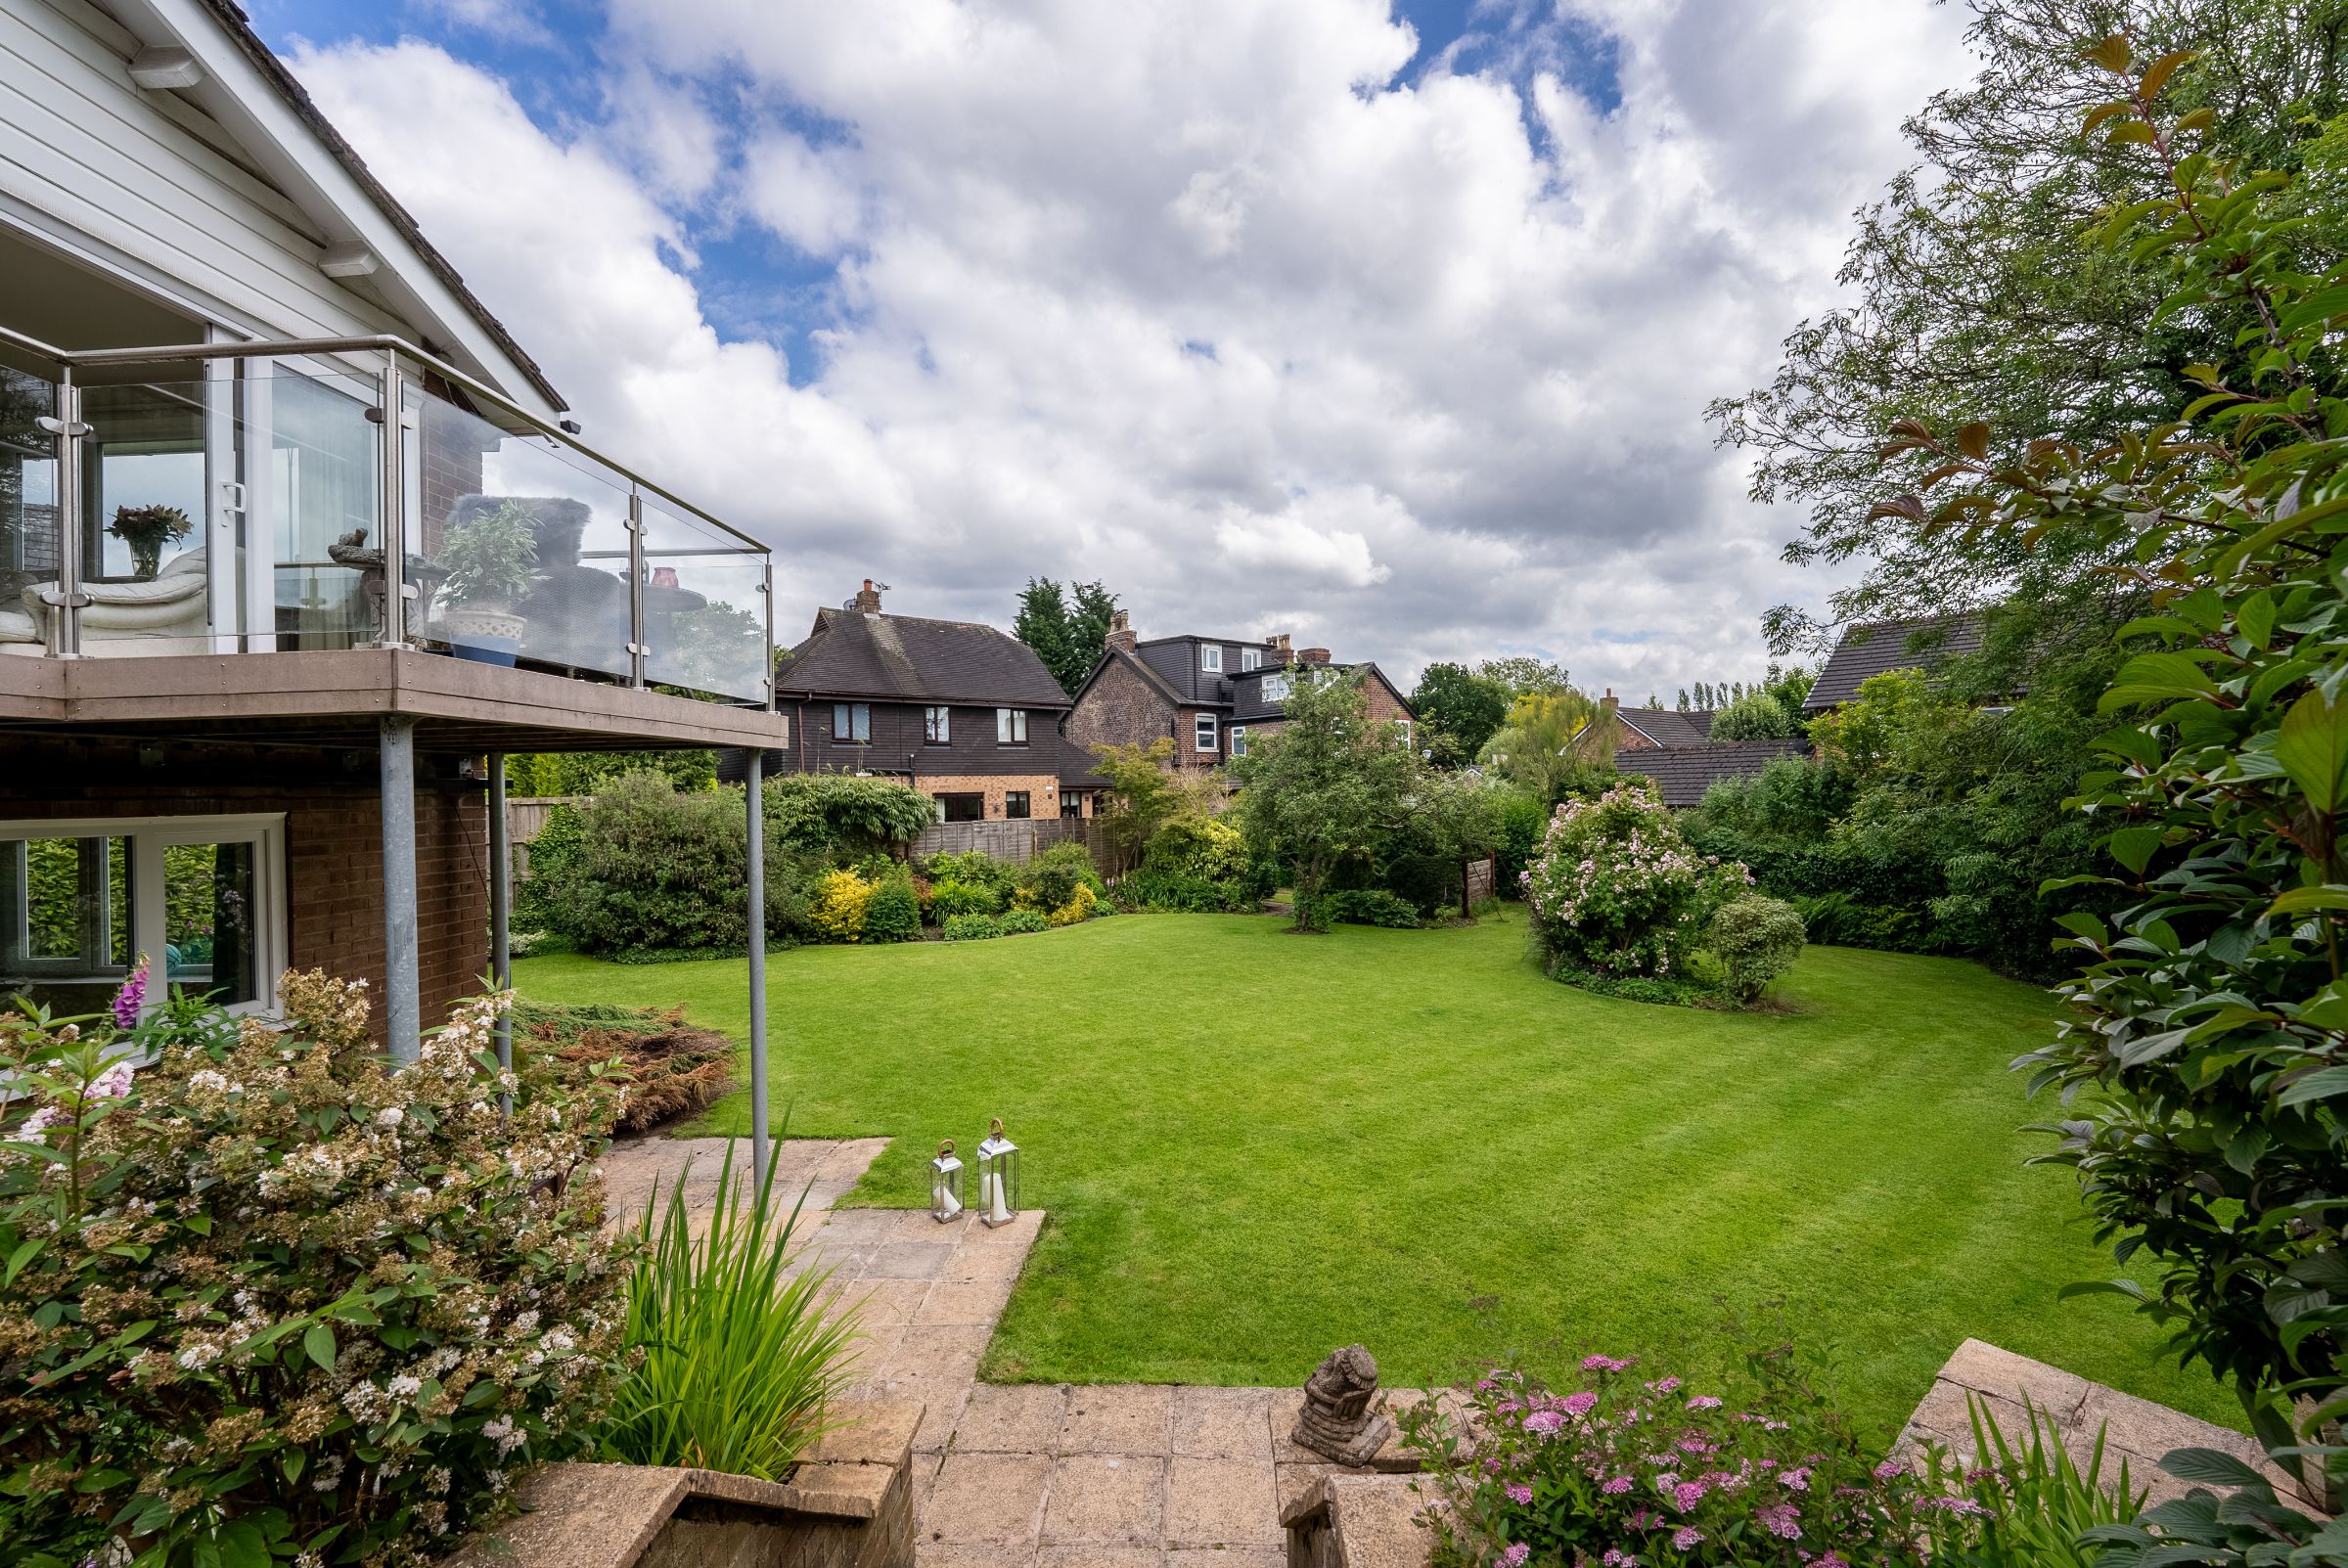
0 971 631 1568
1403 1351 1942 1568
1519 781 1751 980
601 1142 859 1479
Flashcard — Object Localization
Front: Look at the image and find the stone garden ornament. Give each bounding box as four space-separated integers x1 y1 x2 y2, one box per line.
1292 1344 1392 1464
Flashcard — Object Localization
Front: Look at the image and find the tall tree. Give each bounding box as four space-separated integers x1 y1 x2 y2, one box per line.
1708 0 2348 650
1476 655 1574 698
1013 576 1122 694
1409 662 1512 765
1231 669 1422 931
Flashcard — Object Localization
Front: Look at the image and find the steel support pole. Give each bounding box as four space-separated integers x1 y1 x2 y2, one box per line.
488 752 513 1113
746 748 770 1187
381 716 421 1062
626 492 647 688
38 370 88 658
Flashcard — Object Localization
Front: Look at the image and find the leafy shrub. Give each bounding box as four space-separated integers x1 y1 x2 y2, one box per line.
1023 842 1109 905
862 871 922 944
762 774 937 857
810 870 876 941
921 850 1017 898
1708 895 1806 1004
1401 1351 1941 1568
929 877 1004 919
941 914 1001 941
1547 964 1718 1008
1143 815 1249 882
1708 691 1799 740
0 974 629 1566
1494 788 1546 897
1521 780 1749 978
996 909 1048 935
603 1143 858 1479
1318 888 1421 928
527 774 810 958
1046 884 1099 926
1115 870 1257 913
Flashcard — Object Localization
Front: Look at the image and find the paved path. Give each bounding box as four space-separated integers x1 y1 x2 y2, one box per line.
602 1136 1418 1568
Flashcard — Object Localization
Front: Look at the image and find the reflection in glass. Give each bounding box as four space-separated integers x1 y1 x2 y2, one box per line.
0 367 56 652
161 841 256 1007
268 372 380 650
0 835 131 1015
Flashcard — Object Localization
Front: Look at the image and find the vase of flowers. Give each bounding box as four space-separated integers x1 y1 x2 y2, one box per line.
434 499 538 665
107 503 194 579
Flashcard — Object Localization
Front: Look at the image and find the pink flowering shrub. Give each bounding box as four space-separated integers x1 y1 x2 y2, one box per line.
1518 782 1752 979
0 970 632 1568
1399 1349 1945 1568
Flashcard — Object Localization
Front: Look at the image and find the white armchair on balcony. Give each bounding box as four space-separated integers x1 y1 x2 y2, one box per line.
4 548 213 654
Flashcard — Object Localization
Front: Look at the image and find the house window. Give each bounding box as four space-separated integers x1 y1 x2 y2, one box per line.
1263 674 1291 701
1230 726 1247 758
997 708 1028 744
936 793 984 823
925 705 951 743
1 814 285 1019
1061 791 1084 818
1200 644 1223 673
1196 713 1218 752
833 702 870 743
1241 649 1261 671
1005 790 1031 819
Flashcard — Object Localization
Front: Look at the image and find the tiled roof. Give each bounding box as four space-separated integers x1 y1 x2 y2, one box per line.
1804 612 1987 711
1619 708 1711 747
776 607 1070 708
1616 739 1810 807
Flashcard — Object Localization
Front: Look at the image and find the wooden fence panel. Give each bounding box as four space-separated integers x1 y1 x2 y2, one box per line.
910 818 1108 866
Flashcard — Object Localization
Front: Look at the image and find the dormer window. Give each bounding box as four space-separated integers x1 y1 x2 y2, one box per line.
1241 649 1261 671
1263 674 1291 701
1200 645 1223 673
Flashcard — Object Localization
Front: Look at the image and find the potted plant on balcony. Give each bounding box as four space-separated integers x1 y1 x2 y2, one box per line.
107 502 193 579
436 498 538 665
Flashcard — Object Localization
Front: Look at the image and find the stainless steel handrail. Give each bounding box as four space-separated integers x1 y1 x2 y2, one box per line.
0 327 766 558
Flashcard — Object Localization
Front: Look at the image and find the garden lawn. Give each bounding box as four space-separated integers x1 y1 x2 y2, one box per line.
516 910 2235 1441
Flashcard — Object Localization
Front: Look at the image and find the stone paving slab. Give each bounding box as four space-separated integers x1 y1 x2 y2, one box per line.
1898 1337 2320 1511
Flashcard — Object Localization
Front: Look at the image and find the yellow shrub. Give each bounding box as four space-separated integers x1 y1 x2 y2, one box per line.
812 869 875 942
1046 884 1098 927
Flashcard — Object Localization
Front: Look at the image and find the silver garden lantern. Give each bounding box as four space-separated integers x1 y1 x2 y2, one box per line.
930 1139 965 1223
975 1117 1021 1227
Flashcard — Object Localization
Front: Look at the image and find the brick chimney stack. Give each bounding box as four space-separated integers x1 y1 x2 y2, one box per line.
1266 632 1292 658
1298 647 1332 665
1602 689 1619 719
1105 608 1136 652
852 578 882 613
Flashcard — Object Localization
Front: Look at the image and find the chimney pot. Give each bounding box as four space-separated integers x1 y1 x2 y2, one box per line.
1105 608 1136 652
852 579 882 613
1267 632 1291 654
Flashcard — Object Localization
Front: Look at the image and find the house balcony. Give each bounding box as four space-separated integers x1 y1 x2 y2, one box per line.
0 327 781 754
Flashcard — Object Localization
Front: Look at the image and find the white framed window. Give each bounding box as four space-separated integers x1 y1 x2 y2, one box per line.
1200 644 1224 673
1241 649 1261 671
1230 726 1247 758
0 814 288 1019
997 708 1029 744
1263 674 1292 701
1196 713 1218 752
924 705 951 743
833 702 871 742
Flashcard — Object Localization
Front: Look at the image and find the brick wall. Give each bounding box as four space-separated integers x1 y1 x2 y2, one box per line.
416 395 492 557
912 771 1069 821
0 739 488 1044
1065 655 1175 768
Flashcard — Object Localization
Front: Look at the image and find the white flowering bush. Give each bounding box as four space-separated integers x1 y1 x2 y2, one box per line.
0 970 632 1568
1519 782 1751 979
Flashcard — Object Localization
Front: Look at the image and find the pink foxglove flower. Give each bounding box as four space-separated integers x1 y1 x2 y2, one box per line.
111 956 149 1029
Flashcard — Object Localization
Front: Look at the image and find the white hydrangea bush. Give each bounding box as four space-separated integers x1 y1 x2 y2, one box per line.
0 970 634 1568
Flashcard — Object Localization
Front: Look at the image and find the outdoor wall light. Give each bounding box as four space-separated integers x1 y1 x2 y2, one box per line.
976 1117 1021 1227
930 1139 965 1223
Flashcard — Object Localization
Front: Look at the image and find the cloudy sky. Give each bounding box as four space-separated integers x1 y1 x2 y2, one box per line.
250 0 1974 699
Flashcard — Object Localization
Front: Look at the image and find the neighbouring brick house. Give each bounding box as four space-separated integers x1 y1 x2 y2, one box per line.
1063 611 1416 784
1801 611 1988 714
775 581 1091 822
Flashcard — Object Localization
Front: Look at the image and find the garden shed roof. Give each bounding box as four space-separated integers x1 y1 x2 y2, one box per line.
777 606 1071 709
1615 739 1809 808
1804 612 1987 711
